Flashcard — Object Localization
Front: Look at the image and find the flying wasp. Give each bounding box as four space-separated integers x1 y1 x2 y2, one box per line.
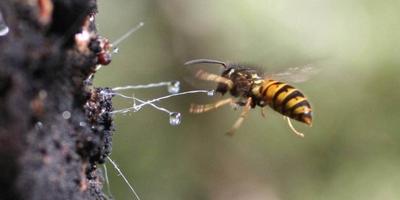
185 59 314 137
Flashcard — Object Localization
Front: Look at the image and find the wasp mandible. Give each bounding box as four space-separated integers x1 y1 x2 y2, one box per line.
185 59 313 137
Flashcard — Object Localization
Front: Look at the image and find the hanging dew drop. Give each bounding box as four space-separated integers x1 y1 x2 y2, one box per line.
169 112 181 126
167 81 180 94
112 47 119 54
35 121 43 130
207 90 216 96
0 25 8 36
0 12 9 37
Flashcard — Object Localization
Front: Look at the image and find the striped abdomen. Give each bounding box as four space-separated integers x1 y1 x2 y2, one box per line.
259 80 312 126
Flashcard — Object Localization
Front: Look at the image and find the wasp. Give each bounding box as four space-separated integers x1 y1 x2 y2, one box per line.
185 59 313 137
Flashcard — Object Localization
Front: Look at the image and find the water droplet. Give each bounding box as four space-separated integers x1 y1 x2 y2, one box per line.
0 25 9 36
35 121 43 130
207 90 216 96
112 47 119 54
79 122 87 127
169 112 181 126
0 12 9 37
167 81 180 94
62 111 71 119
38 90 47 99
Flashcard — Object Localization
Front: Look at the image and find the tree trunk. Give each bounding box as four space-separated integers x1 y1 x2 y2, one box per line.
0 0 113 199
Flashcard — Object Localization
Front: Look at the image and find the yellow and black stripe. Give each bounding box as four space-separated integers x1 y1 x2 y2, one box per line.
259 80 312 126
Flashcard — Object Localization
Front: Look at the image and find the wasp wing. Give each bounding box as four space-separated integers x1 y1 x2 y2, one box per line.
264 64 320 83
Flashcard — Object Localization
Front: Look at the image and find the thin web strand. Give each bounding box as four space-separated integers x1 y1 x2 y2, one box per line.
134 90 210 111
112 81 172 91
110 92 172 114
107 157 141 200
109 90 210 114
111 22 144 47
95 22 144 72
103 164 113 198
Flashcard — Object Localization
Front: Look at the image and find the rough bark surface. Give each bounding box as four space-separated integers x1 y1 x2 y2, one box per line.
0 0 113 199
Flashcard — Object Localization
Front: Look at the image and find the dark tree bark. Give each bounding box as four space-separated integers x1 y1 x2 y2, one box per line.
0 0 114 199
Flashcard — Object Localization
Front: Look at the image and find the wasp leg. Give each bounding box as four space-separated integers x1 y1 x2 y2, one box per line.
226 97 252 136
190 98 235 114
284 116 305 138
195 69 233 89
261 107 267 118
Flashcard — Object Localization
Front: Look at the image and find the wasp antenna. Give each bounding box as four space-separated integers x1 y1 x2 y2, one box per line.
184 59 227 68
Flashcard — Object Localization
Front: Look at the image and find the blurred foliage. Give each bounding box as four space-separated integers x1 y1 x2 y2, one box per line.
95 0 400 199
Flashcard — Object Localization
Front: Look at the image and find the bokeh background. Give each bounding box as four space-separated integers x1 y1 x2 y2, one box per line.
94 0 400 199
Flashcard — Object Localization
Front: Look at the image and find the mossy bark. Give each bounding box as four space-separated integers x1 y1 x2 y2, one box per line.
0 0 113 199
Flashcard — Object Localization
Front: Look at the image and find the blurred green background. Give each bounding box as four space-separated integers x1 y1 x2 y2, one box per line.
94 0 400 199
